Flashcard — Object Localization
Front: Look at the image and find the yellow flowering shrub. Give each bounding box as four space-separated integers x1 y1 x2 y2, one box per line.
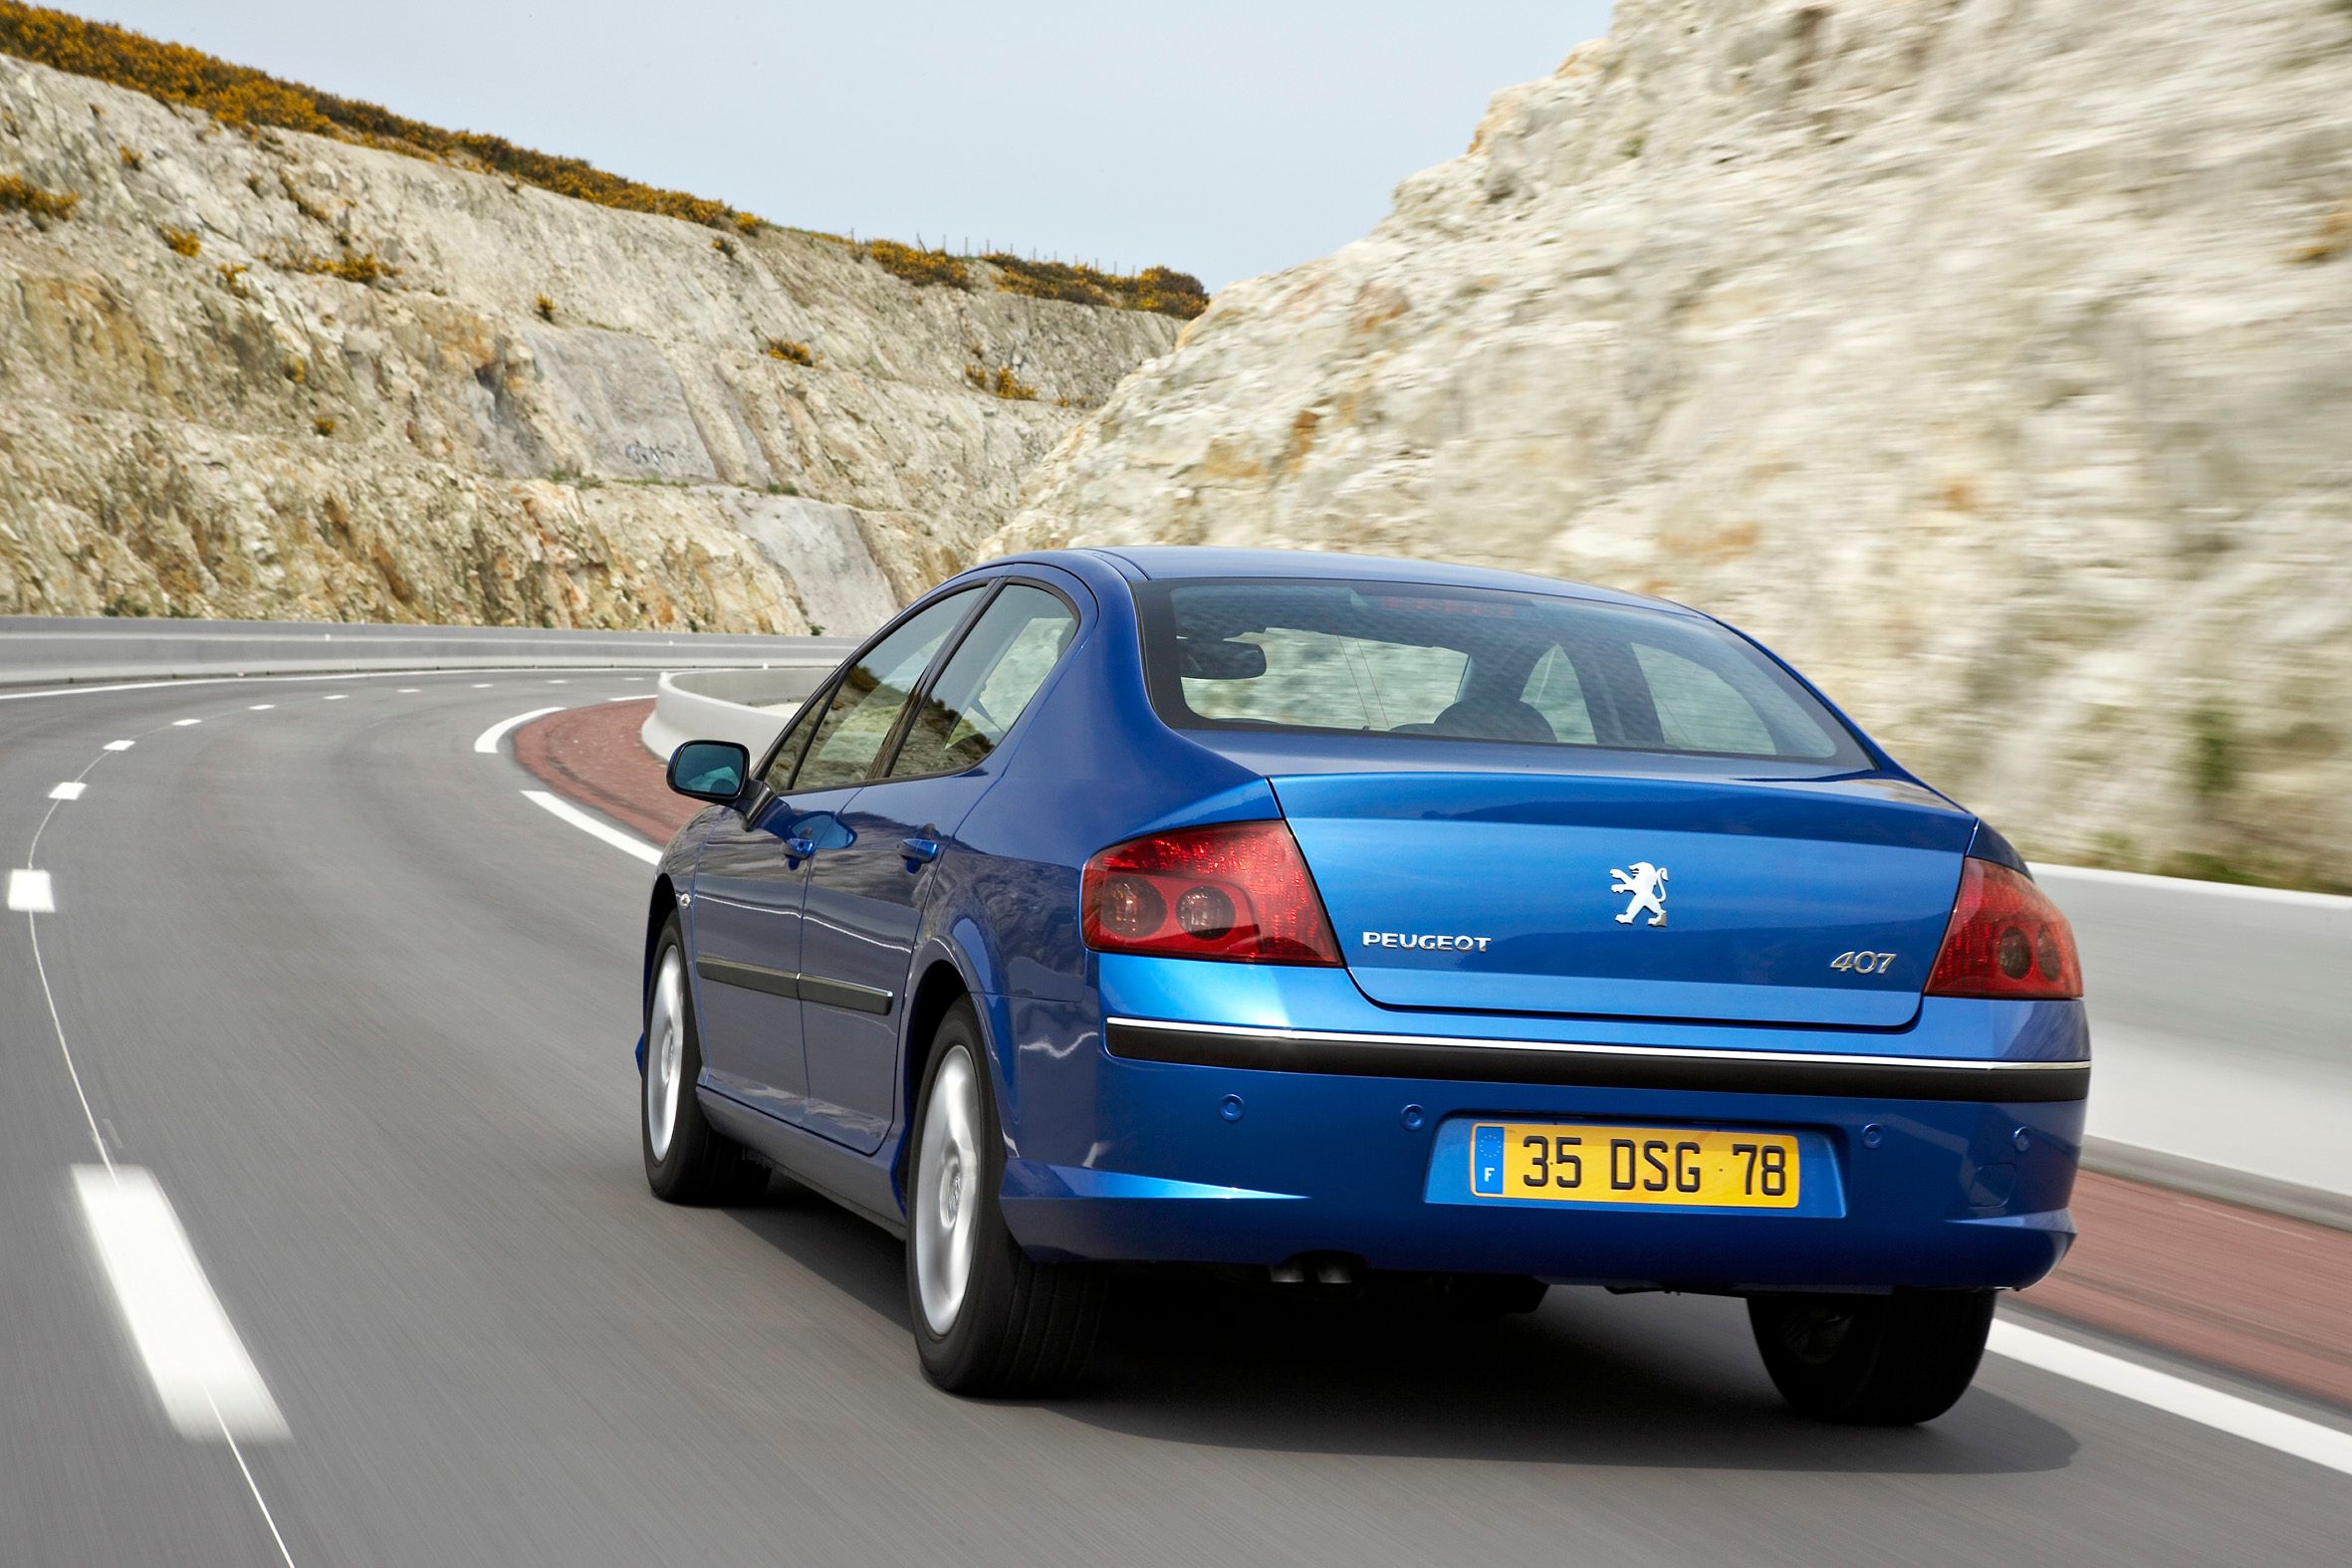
0 171 79 219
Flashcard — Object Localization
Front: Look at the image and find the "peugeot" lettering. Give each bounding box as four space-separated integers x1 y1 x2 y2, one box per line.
1360 931 1494 952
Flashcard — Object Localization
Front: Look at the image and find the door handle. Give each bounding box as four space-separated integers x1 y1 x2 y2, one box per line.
899 836 941 871
784 835 817 866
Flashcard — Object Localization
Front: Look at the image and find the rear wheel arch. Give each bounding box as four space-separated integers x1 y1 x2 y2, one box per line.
898 957 989 1193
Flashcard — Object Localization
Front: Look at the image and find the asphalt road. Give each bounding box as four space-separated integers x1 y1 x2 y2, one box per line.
3 671 2346 1567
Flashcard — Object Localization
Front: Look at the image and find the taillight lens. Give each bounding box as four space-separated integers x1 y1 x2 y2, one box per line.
1081 820 1341 965
1926 859 2083 1000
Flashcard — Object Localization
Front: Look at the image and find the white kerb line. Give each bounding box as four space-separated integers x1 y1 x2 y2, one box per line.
1989 1319 2352 1476
520 790 659 866
473 707 564 755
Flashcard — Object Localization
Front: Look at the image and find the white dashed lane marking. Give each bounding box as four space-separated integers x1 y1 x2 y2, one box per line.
72 1166 289 1445
472 707 564 756
49 782 87 801
8 868 56 912
248 704 275 712
171 719 201 728
322 694 348 702
104 740 134 751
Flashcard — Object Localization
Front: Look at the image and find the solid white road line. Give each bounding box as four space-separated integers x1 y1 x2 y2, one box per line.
105 740 134 751
605 695 642 703
248 704 276 711
472 706 563 756
172 718 202 728
49 782 87 801
72 1166 289 1445
1990 1320 2352 1476
8 868 56 912
520 789 659 866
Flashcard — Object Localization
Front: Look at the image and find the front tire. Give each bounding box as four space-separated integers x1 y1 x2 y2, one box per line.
641 917 768 1205
907 1001 1104 1396
1748 1289 1996 1425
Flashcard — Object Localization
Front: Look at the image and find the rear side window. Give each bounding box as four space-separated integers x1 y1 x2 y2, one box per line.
891 584 1076 778
791 588 980 791
1137 578 1860 765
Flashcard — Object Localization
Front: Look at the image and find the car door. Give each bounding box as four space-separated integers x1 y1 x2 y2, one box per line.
797 580 1083 1153
687 587 985 1122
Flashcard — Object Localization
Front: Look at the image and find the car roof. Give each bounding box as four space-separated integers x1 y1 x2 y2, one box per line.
996 546 1696 616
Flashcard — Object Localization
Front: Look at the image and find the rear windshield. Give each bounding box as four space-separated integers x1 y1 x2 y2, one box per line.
1135 578 1866 766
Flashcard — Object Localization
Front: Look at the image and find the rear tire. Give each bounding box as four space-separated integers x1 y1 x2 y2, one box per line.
907 1001 1104 1396
641 917 769 1206
1748 1289 1996 1425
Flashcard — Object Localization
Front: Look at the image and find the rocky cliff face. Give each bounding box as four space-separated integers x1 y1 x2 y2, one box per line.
1003 0 2352 888
0 53 1178 637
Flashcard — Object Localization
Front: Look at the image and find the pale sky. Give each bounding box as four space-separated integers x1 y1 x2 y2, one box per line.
64 2 1612 291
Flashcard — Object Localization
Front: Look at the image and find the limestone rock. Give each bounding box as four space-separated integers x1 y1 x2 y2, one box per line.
1000 0 2352 889
0 52 1178 636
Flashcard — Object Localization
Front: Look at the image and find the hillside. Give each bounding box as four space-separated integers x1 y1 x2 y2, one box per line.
1001 0 2352 889
0 14 1185 635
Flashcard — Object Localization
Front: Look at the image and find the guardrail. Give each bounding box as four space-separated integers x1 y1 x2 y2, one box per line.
0 615 857 686
644 663 2352 1222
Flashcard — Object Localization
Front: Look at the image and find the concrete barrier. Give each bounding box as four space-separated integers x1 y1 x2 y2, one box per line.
640 665 825 763
2033 865 2352 1218
0 615 856 687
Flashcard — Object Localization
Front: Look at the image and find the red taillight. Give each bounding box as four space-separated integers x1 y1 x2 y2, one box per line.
1081 820 1341 965
1926 859 2083 1000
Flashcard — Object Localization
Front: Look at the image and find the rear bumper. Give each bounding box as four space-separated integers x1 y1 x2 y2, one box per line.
1104 1016 2089 1102
987 974 2086 1293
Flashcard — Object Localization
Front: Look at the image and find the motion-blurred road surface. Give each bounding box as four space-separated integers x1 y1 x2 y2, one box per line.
3 673 2345 1566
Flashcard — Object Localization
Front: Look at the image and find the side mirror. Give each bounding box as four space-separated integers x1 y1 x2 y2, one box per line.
666 739 750 803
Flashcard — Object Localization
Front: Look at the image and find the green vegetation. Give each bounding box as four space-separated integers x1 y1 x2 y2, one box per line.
0 170 78 219
2188 704 2237 798
0 0 1207 316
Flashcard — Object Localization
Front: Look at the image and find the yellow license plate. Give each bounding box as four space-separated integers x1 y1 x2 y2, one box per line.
1471 1123 1800 1209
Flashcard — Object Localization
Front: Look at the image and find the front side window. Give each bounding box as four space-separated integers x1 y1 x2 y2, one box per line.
1138 578 1859 765
791 588 980 791
891 585 1077 778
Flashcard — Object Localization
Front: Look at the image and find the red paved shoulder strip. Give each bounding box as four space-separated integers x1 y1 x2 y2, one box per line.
2025 1169 2352 1411
511 699 697 846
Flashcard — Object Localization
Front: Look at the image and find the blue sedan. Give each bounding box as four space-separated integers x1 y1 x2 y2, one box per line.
638 548 2086 1422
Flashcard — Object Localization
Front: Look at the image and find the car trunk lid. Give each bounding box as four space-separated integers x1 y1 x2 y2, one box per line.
1272 770 1972 1027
